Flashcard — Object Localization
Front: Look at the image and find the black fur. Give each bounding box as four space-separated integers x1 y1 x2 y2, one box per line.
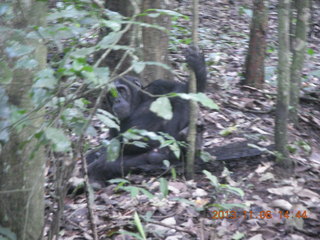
87 46 207 186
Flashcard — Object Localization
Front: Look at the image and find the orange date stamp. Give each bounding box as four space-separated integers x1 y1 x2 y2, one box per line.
211 210 309 220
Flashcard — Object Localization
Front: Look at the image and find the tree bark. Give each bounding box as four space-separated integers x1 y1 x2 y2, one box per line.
243 0 268 89
275 0 293 170
98 0 137 74
289 0 310 124
98 0 172 85
140 0 173 84
0 1 47 240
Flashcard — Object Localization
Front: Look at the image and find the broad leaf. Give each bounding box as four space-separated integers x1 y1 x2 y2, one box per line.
176 93 219 110
98 32 122 48
96 113 119 130
107 138 120 162
203 170 219 187
134 212 147 240
159 177 168 198
150 97 173 120
132 61 146 74
45 127 71 152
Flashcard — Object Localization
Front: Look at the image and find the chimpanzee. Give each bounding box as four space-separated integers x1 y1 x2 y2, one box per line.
87 46 207 186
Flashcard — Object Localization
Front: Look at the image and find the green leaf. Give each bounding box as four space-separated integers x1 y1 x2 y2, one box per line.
134 212 147 240
96 112 119 130
219 125 238 136
203 170 219 187
132 61 146 74
45 127 71 152
93 67 110 85
34 68 57 89
232 231 245 240
220 184 245 197
0 61 13 84
47 6 87 21
72 58 86 71
145 9 184 18
82 67 110 86
98 32 122 48
208 203 247 210
70 47 96 58
5 41 35 58
171 167 177 180
307 48 314 55
150 97 173 120
107 138 120 162
163 160 170 168
129 141 148 148
139 188 155 199
176 93 219 110
200 150 214 162
159 177 168 198
102 20 122 31
15 56 38 70
0 225 17 240
62 108 83 121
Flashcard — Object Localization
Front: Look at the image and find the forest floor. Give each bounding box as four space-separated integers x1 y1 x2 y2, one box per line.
46 0 320 239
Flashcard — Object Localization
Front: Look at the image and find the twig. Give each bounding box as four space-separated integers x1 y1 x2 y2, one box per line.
147 220 197 237
81 152 98 240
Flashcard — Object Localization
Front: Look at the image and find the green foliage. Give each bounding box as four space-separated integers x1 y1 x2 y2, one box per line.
5 41 35 58
159 177 169 198
219 125 238 137
203 170 244 198
288 140 311 154
96 109 119 131
133 212 147 240
163 160 177 180
122 129 182 159
200 150 214 162
232 231 245 240
0 0 216 188
0 225 16 240
44 127 71 152
150 97 173 120
150 92 218 122
106 138 121 162
120 186 155 199
307 48 315 55
175 92 219 110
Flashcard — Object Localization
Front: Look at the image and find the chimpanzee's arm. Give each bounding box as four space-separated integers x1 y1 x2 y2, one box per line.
87 148 171 187
185 46 207 92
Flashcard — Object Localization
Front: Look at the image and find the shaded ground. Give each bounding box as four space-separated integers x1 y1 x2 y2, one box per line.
45 0 320 239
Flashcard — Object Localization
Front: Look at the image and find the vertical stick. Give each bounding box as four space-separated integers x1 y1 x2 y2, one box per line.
186 0 199 179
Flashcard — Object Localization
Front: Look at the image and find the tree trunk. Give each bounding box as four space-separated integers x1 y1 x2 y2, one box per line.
243 0 268 89
99 0 172 85
0 1 47 240
140 0 173 84
289 0 310 124
275 0 293 170
98 0 137 74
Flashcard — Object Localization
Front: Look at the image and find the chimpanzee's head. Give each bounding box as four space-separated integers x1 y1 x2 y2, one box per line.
108 76 142 120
